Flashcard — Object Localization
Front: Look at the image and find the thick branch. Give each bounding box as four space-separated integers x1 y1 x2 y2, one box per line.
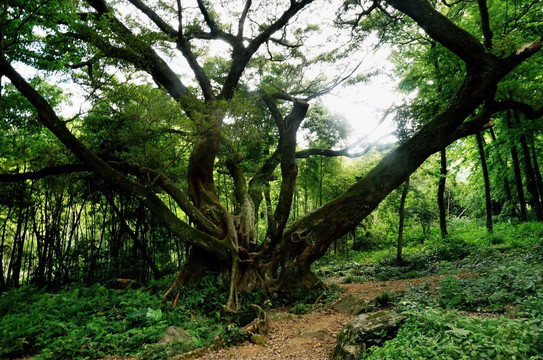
237 0 252 39
85 0 191 103
295 143 389 159
477 0 493 49
384 0 492 67
177 0 215 101
491 100 543 120
0 164 89 182
447 99 543 141
267 99 309 243
196 0 220 33
127 0 178 37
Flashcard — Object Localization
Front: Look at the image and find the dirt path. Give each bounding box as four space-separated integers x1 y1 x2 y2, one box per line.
195 274 447 360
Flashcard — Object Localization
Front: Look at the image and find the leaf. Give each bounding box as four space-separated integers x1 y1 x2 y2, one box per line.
127 308 148 319
146 308 162 321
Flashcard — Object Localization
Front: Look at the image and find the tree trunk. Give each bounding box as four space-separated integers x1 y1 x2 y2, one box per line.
438 149 448 238
489 128 515 217
530 138 543 208
506 110 528 221
514 109 543 220
397 177 410 264
0 205 14 291
476 132 493 233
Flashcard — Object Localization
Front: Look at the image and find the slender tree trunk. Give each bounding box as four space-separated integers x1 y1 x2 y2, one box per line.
438 149 448 238
489 128 516 217
514 109 543 220
530 138 543 207
8 205 26 287
506 110 528 221
397 177 410 264
106 196 161 279
476 132 493 233
0 205 14 291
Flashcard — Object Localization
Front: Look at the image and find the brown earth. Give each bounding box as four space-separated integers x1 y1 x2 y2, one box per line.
192 274 452 360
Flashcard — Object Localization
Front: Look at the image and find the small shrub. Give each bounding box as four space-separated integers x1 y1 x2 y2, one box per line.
342 274 366 283
396 284 437 312
375 291 392 307
289 303 312 315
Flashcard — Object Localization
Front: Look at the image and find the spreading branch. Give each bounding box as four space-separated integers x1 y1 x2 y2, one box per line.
127 0 178 37
385 0 493 67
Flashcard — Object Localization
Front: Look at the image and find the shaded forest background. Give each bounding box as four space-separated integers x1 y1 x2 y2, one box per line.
1 96 542 289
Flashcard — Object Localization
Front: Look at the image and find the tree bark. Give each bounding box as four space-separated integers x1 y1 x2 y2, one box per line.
506 110 528 221
438 149 448 238
476 132 493 233
397 177 410 264
513 109 543 220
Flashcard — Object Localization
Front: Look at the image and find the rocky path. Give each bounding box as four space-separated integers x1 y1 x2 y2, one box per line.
194 274 447 360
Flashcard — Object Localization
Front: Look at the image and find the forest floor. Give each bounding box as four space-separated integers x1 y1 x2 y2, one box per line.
193 274 448 360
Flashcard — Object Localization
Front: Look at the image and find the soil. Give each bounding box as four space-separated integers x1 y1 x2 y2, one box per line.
193 274 450 360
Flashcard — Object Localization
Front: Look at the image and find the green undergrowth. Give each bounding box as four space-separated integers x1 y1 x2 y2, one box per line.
313 221 543 283
348 221 543 359
313 236 475 283
0 275 229 359
361 308 543 359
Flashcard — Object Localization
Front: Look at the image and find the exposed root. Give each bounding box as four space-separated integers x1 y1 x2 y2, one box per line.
173 291 181 307
226 258 240 311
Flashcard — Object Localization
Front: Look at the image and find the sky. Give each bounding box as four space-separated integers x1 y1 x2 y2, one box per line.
322 72 400 144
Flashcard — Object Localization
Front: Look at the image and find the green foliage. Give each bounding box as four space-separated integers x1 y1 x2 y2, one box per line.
0 277 230 359
439 258 543 312
175 274 227 315
362 309 543 359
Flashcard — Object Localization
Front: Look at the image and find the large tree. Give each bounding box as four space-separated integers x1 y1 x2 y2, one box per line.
0 0 541 307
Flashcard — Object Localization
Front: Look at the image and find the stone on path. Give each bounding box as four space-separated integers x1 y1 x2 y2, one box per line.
333 293 370 315
331 311 405 360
